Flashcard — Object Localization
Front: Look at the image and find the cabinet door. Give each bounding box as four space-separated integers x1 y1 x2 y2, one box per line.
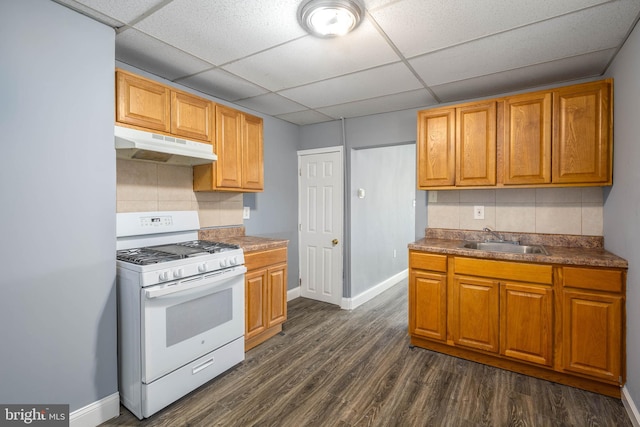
245 269 267 340
171 92 212 142
503 93 552 184
562 290 622 382
500 282 553 366
552 80 612 184
267 263 287 327
417 108 455 188
409 270 447 341
451 275 499 352
242 113 264 191
116 70 170 132
456 102 496 186
215 105 243 189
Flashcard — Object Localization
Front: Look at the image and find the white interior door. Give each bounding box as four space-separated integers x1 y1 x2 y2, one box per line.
298 147 343 306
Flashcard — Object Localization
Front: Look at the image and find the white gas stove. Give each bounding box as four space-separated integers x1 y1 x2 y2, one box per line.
116 211 245 419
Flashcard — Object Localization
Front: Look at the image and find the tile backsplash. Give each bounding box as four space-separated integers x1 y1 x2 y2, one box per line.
427 187 604 236
116 159 243 227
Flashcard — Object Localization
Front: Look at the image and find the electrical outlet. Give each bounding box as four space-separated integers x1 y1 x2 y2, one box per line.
428 191 437 203
474 205 485 220
243 207 250 219
393 249 397 258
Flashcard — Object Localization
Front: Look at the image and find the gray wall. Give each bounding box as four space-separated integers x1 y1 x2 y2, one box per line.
300 112 423 298
243 119 300 292
351 144 416 297
604 20 640 411
0 0 117 412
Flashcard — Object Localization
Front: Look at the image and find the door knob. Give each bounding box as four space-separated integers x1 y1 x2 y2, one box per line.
332 239 339 246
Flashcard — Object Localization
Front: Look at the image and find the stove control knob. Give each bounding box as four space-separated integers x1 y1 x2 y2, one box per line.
230 256 238 266
173 269 184 279
159 271 170 281
198 263 207 273
220 259 228 268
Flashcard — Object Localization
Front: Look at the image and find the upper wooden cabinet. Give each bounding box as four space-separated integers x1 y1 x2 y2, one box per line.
456 102 497 186
503 91 552 185
193 105 264 192
416 79 613 189
416 108 455 187
553 80 612 185
115 69 212 143
416 101 496 188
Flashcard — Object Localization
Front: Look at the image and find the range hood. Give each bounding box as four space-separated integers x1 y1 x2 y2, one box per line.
115 125 216 166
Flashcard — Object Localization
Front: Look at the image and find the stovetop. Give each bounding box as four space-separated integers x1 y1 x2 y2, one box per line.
117 240 240 265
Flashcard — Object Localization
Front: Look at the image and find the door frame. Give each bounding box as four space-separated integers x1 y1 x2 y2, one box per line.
297 146 344 306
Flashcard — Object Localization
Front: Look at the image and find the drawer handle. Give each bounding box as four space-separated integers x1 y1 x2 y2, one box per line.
192 357 215 375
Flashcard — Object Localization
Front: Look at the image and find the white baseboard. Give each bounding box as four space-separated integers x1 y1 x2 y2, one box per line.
623 386 640 427
287 286 300 301
341 270 408 310
70 392 119 427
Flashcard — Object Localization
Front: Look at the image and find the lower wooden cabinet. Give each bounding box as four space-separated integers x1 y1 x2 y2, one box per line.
451 275 499 353
560 266 624 383
244 247 287 351
500 282 553 366
409 270 447 341
408 252 448 342
408 251 626 397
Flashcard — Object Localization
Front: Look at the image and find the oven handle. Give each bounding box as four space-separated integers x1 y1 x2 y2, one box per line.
144 265 246 299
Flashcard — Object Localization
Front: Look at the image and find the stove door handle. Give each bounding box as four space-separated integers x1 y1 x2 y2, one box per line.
145 266 246 299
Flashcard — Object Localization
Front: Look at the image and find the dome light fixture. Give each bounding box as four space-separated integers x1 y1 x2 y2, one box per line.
298 0 365 38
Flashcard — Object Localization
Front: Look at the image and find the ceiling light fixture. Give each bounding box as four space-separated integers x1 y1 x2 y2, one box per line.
298 0 365 38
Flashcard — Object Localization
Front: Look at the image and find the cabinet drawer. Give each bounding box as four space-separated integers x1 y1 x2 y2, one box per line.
245 247 287 271
409 251 447 272
562 267 623 293
454 257 552 284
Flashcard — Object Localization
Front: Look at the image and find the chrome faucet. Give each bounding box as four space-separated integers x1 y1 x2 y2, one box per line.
483 227 504 242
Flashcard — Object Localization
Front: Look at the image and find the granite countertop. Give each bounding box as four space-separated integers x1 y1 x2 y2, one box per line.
409 229 628 269
198 226 288 253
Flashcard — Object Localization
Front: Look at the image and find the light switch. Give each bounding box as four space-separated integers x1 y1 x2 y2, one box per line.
243 207 250 219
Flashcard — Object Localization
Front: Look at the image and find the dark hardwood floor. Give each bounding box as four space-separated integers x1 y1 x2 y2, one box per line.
102 280 632 427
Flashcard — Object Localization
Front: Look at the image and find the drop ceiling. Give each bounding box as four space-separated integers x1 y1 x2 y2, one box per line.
55 0 640 126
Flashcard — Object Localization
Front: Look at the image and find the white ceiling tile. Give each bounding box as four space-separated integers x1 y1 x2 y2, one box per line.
223 20 399 91
56 0 640 125
410 3 636 87
279 62 423 108
276 110 335 126
370 0 611 57
316 89 437 119
133 0 307 65
430 49 615 102
116 29 213 80
178 69 268 102
56 0 167 24
234 93 307 116
53 0 125 26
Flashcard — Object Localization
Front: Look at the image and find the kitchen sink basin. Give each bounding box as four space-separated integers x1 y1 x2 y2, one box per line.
461 241 548 255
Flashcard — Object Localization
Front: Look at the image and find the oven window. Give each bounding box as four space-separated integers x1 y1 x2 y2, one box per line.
165 288 232 347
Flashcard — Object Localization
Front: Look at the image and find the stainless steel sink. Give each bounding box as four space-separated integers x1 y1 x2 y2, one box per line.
461 241 548 255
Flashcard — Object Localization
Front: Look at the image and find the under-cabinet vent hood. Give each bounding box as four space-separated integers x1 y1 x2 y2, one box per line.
115 125 216 166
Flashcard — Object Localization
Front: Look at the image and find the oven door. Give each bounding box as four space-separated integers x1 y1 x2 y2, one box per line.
141 265 246 383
